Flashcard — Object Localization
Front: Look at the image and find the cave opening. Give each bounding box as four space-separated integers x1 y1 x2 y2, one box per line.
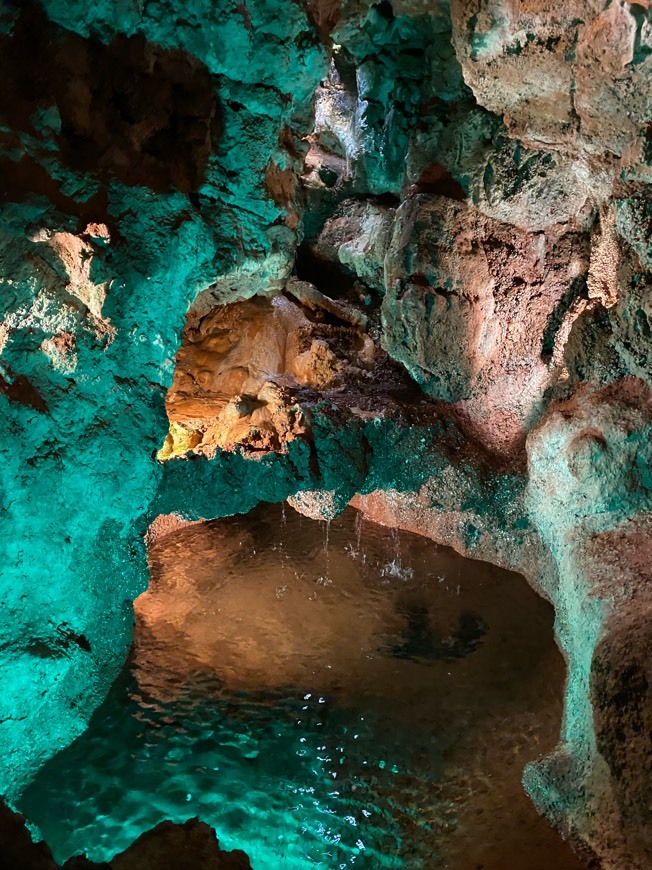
16 503 583 870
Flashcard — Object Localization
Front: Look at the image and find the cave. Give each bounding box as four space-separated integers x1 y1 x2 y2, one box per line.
0 0 651 868
17 505 580 869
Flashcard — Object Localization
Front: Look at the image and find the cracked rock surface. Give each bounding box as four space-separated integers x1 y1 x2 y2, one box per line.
1 0 651 867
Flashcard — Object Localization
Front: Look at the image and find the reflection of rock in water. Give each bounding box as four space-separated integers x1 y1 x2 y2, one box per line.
17 504 585 870
135 507 496 698
391 599 487 663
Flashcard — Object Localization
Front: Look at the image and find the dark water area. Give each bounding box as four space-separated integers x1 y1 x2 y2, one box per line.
18 503 586 869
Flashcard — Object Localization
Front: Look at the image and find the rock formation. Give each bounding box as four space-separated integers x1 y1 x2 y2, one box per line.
0 799 251 869
0 0 651 867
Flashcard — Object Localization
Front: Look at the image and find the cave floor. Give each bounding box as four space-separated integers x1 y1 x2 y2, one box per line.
18 505 586 869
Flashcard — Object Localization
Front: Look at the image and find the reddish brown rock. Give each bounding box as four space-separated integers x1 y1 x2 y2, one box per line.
108 819 251 870
381 194 591 456
0 800 57 870
450 0 652 177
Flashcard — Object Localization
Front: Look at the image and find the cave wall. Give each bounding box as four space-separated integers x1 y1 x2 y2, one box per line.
0 0 651 868
0 0 329 798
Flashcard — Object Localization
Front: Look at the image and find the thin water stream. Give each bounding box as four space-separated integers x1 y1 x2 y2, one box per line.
18 504 585 869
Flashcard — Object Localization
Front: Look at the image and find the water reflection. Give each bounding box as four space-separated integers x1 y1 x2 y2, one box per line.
18 504 585 869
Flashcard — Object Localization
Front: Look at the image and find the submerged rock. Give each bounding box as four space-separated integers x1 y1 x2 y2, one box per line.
0 800 251 870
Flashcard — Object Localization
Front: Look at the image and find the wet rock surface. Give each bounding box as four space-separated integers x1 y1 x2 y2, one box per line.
0 0 651 867
0 800 251 870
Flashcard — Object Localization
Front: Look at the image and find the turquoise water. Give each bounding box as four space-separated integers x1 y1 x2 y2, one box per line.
17 505 584 869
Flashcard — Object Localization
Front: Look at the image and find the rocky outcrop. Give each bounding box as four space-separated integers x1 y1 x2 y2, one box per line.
381 194 590 455
522 379 652 869
160 289 380 456
346 379 652 868
450 0 652 178
0 800 251 870
2 0 652 867
0 0 329 802
280 3 652 862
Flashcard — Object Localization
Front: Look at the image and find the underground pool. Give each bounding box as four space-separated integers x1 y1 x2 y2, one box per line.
17 503 586 869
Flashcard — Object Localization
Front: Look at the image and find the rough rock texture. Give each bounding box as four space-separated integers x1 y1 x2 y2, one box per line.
381 194 590 455
2 0 652 867
0 799 251 870
450 0 652 178
160 289 384 456
522 379 652 869
289 1 652 864
350 380 652 869
0 0 328 801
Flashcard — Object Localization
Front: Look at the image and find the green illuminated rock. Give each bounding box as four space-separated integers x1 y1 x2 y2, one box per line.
0 0 328 799
1 0 652 867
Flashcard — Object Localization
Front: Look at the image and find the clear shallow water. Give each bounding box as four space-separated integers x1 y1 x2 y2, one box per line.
18 504 585 869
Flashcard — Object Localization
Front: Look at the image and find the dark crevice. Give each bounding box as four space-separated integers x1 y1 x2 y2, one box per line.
412 162 466 200
0 153 110 231
373 0 395 22
542 275 588 361
294 241 357 298
0 367 49 413
0 2 222 194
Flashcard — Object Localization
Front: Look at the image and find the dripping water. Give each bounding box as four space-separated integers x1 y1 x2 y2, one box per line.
17 503 584 870
317 516 332 588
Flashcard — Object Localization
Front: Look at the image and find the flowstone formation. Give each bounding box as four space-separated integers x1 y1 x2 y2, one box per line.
1 0 651 867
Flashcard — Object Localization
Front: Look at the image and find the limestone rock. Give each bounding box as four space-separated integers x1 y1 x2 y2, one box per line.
308 198 395 292
381 193 590 455
0 0 329 801
524 378 652 868
450 0 652 177
109 819 251 870
163 291 379 455
470 134 593 232
1 0 652 866
287 488 344 520
0 800 251 870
